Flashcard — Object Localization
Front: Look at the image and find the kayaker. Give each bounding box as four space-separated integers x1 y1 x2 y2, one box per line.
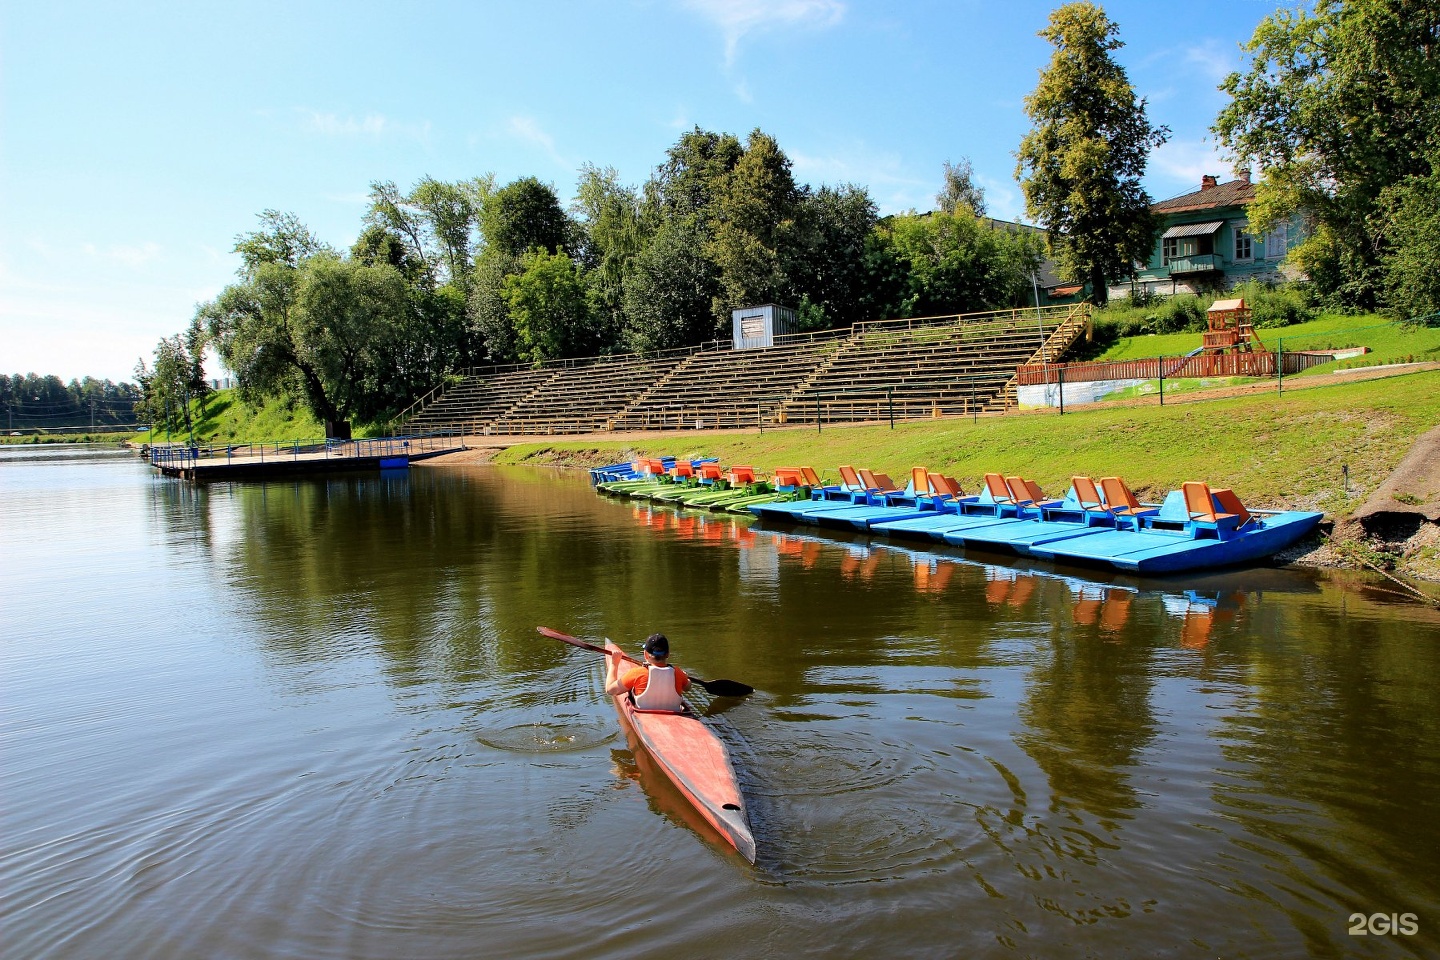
605 633 690 712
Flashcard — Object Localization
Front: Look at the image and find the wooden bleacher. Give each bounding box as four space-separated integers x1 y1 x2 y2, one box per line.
610 337 843 431
778 308 1073 424
398 304 1088 435
488 354 686 435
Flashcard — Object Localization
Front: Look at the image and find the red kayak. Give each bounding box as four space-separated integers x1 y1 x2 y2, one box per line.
612 693 756 863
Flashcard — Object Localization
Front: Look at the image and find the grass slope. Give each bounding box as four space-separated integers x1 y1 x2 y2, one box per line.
494 369 1440 520
1097 312 1440 370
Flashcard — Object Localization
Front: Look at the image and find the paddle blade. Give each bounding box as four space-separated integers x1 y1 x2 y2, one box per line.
694 677 754 698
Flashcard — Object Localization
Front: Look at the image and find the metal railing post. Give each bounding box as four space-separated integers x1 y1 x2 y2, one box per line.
1058 368 1065 415
1159 356 1164 406
1277 337 1285 395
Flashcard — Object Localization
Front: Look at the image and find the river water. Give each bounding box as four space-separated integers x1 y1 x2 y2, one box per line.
2 447 1438 959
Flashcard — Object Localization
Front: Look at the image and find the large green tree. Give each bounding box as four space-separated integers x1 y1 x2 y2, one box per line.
204 212 415 429
621 218 720 352
1378 147 1440 320
881 212 1045 317
503 249 595 364
790 184 880 329
706 130 804 320
1015 2 1168 306
482 177 571 258
571 164 649 351
1213 0 1440 308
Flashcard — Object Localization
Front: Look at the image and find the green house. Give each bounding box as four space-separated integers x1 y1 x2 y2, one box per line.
1118 173 1302 299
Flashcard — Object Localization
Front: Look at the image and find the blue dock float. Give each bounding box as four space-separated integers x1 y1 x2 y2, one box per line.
781 482 1324 575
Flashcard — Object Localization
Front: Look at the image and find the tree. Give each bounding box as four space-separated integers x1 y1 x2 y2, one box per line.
364 176 492 291
644 127 744 223
502 249 595 364
1213 0 1440 308
706 129 803 321
937 158 987 216
571 164 648 351
206 213 420 430
1378 148 1440 320
468 250 523 364
790 184 880 329
1015 2 1169 306
621 218 721 352
883 212 1045 316
135 332 206 436
481 177 571 258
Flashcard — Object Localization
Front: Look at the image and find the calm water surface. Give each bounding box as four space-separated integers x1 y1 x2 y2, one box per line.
2 448 1438 959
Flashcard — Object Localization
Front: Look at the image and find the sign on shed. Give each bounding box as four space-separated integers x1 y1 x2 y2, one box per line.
732 304 797 349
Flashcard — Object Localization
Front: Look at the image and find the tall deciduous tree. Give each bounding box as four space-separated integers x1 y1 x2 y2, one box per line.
571 164 648 350
621 218 720 352
1015 2 1168 306
503 249 594 364
707 129 803 322
482 177 571 258
205 213 417 429
937 158 987 216
1213 0 1440 308
790 184 879 329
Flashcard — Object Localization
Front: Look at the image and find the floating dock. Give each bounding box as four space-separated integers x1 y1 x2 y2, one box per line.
147 435 465 481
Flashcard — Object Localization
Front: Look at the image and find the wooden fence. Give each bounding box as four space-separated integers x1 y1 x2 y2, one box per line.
1015 350 1335 386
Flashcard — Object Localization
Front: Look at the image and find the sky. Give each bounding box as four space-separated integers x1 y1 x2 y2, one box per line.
0 0 1288 383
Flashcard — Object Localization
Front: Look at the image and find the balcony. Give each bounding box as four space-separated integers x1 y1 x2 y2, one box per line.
1165 254 1222 276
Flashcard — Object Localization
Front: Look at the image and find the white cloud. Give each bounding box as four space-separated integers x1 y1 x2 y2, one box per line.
790 144 930 214
301 110 431 142
506 115 572 171
1183 39 1239 85
1149 137 1232 196
683 0 846 64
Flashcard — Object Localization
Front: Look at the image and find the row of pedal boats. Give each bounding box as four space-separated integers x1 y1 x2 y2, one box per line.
591 458 1324 575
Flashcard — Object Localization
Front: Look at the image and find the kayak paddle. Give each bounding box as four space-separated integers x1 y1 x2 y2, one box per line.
537 626 754 697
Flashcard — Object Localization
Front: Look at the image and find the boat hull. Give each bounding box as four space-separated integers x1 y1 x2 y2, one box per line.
612 695 756 863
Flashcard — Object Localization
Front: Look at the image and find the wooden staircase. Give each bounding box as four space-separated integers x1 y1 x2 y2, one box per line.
983 303 1092 413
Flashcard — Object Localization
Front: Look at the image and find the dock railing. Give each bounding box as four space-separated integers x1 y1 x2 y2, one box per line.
147 430 464 470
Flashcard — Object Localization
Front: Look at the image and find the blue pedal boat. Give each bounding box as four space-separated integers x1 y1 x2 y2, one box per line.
1027 490 1323 574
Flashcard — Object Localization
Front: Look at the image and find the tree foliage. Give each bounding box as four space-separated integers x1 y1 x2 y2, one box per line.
622 218 720 352
1015 2 1168 305
482 176 571 258
1213 0 1440 309
881 213 1045 317
706 130 804 320
937 158 987 217
503 249 594 364
154 125 1054 422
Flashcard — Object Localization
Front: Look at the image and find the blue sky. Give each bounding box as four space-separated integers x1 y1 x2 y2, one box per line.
0 0 1284 383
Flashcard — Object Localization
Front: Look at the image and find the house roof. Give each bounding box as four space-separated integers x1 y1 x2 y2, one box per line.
1152 179 1256 214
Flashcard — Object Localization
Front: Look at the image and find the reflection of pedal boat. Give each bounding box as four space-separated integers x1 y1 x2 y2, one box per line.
611 694 756 863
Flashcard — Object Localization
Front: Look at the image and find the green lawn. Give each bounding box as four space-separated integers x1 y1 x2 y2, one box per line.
1096 312 1440 372
495 368 1440 520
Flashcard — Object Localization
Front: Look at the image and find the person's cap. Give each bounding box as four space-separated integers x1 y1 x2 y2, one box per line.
643 633 670 658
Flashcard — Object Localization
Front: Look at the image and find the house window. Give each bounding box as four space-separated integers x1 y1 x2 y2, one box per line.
1235 232 1253 261
1265 224 1288 259
1162 237 1179 264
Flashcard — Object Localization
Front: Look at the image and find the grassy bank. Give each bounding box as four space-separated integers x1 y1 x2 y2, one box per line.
492 369 1440 522
1096 312 1440 370
132 390 385 445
